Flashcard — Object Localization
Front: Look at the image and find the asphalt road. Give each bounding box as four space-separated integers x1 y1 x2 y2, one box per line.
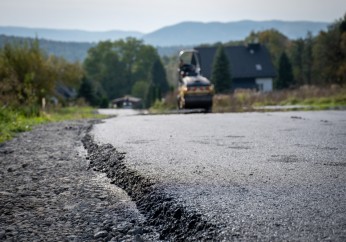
92 110 346 240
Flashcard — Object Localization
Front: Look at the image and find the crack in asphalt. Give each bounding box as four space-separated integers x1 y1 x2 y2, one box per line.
82 133 219 241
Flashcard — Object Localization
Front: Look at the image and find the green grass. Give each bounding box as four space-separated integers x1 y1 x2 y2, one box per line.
43 106 106 121
279 94 346 109
213 86 346 113
149 100 176 114
0 106 107 143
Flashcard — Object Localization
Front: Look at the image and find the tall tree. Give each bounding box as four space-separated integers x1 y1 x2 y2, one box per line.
211 45 232 93
276 52 294 89
78 76 98 106
288 38 305 86
150 58 169 95
145 84 157 108
339 15 346 84
302 32 314 85
83 41 126 99
312 14 346 85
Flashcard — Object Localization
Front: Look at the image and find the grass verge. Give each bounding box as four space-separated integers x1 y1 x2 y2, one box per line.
0 106 107 143
213 85 346 113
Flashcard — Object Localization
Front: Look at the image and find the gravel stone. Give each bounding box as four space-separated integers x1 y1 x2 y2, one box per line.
0 120 159 241
93 230 108 239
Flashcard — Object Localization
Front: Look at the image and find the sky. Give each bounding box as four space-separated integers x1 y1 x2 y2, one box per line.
0 0 345 33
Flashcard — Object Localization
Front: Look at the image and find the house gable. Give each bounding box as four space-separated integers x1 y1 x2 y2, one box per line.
195 44 276 91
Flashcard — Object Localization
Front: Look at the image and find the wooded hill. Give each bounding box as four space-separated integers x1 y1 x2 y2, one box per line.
1 20 328 45
0 35 93 62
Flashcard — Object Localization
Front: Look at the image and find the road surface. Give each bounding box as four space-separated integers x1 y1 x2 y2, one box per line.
91 110 346 241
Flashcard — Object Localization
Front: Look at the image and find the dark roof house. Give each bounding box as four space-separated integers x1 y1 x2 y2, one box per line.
195 43 276 91
112 95 142 109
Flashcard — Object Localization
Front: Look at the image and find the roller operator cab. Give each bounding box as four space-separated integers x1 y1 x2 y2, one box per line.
177 50 214 112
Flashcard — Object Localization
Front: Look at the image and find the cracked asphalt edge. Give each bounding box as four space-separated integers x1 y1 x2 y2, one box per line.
0 119 161 241
82 132 220 241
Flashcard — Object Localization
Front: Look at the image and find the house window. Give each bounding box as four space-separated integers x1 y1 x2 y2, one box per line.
256 64 262 71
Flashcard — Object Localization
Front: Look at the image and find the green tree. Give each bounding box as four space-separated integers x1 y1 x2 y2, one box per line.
302 32 314 85
339 16 346 84
211 45 232 93
313 14 346 85
161 55 180 88
145 84 156 108
83 38 160 101
276 52 294 89
245 29 290 68
131 81 149 100
288 38 305 86
83 41 126 99
99 96 109 108
0 38 83 112
77 76 99 106
0 41 54 107
150 58 169 95
49 56 83 89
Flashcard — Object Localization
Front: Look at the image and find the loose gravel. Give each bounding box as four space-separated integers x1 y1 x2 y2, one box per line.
0 120 160 241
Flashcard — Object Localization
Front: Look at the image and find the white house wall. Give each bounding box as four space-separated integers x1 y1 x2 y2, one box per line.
255 78 273 92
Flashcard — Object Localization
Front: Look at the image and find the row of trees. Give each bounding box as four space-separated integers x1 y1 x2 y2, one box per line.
248 14 346 89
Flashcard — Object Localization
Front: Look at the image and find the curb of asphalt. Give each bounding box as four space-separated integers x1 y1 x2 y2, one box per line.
82 133 218 241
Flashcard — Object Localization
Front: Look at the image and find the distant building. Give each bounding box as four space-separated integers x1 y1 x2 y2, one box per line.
112 95 142 109
195 43 276 92
56 85 77 99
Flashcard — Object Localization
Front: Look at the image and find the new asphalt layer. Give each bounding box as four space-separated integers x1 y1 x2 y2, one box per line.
91 110 346 241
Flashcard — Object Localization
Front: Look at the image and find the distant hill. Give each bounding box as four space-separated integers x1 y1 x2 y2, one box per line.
0 35 94 62
0 35 185 61
143 20 329 46
0 20 331 61
0 26 143 43
0 20 329 46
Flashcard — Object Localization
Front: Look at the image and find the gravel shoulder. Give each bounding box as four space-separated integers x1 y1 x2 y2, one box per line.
0 120 159 241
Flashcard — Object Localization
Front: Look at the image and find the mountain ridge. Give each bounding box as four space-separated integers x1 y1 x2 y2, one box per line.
0 20 329 46
0 26 143 43
143 20 329 46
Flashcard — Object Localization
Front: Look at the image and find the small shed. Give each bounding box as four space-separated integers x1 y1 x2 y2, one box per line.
195 43 276 92
112 95 142 109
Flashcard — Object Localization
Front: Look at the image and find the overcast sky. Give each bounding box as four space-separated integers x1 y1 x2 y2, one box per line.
0 0 345 33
